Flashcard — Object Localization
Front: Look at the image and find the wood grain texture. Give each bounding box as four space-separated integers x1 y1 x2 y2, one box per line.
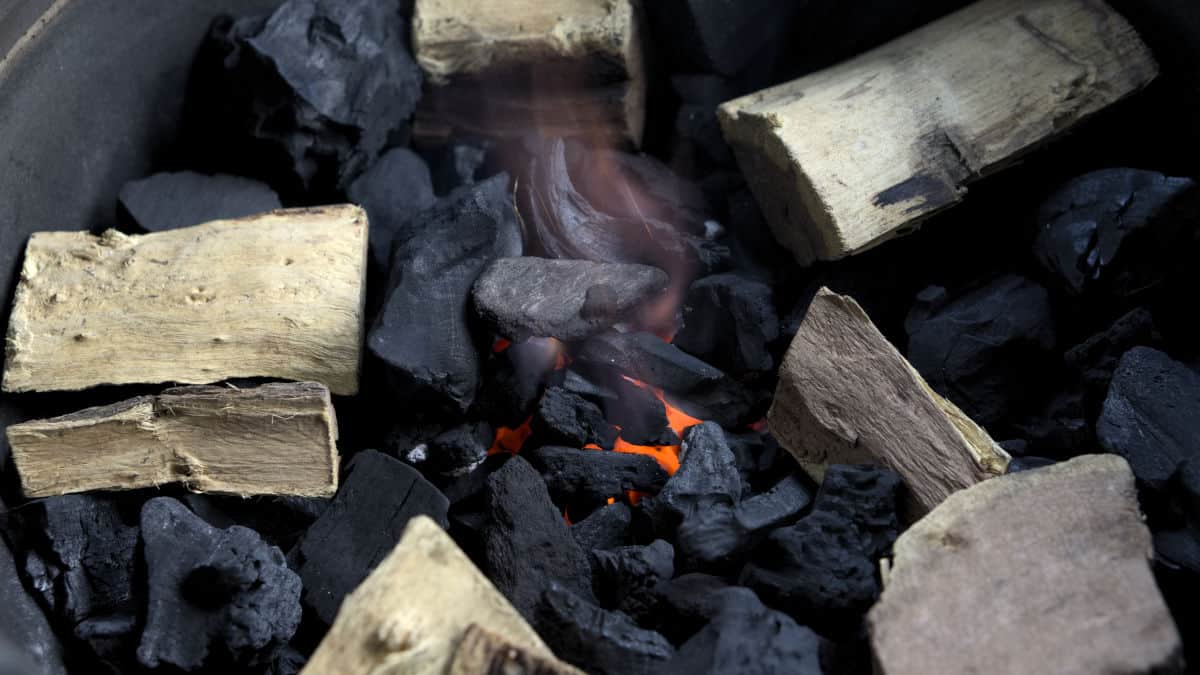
719 0 1158 264
411 0 646 145
870 455 1183 675
448 625 584 675
301 516 567 675
2 205 367 395
6 382 338 498
768 288 1009 516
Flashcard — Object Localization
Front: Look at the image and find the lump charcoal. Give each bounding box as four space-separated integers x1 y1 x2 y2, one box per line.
664 589 829 675
424 422 491 478
1097 347 1200 486
1034 168 1199 297
532 387 619 450
476 337 562 428
1065 308 1161 401
473 257 669 342
0 505 67 675
664 378 769 431
483 456 594 622
648 573 732 643
562 368 619 402
905 276 1056 425
117 171 280 232
674 274 780 374
292 450 449 624
578 331 724 393
812 465 902 559
431 139 489 195
180 495 329 552
137 497 301 670
368 174 522 411
735 473 812 533
527 446 669 504
345 147 436 273
572 502 633 553
537 585 675 675
644 422 742 536
725 430 792 493
603 376 678 446
592 540 675 622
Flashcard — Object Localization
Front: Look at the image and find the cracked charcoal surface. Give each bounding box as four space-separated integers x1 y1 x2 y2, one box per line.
578 331 725 393
644 422 742 536
117 171 280 232
527 446 669 505
473 257 669 342
812 465 902 559
592 540 675 623
293 450 449 624
674 274 779 374
537 585 676 675
532 387 619 450
137 497 301 671
572 502 633 554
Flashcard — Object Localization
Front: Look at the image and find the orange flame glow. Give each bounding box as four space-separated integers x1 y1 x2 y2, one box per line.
489 417 533 455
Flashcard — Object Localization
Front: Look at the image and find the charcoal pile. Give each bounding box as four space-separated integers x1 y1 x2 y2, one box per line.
1 0 1199 673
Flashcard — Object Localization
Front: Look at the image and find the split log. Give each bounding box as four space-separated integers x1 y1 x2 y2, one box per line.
411 0 646 145
869 455 1184 675
6 382 338 498
301 516 577 675
448 625 584 675
768 288 1009 516
2 205 367 395
718 0 1158 264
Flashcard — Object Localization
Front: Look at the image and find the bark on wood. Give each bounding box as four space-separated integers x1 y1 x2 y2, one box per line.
411 0 646 145
869 455 1184 675
768 288 1009 516
301 516 572 675
5 382 338 498
718 0 1158 264
448 625 584 675
2 205 368 395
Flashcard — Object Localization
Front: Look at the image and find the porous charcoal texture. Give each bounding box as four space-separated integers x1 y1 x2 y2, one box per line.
674 274 779 374
644 422 741 536
483 456 594 622
527 446 668 504
537 585 675 675
137 497 301 671
592 540 675 622
293 450 449 624
572 502 633 554
345 147 436 273
1097 347 1200 486
117 171 280 232
578 331 724 393
368 174 522 411
812 465 902 558
0 501 67 675
1034 168 1198 297
424 422 492 478
532 387 619 450
905 276 1056 425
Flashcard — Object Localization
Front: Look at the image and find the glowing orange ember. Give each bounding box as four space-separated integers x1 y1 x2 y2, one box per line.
489 417 532 455
492 338 512 353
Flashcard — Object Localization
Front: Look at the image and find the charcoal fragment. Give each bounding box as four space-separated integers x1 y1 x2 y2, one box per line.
293 450 449 624
812 465 902 558
483 456 594 622
1097 347 1200 485
592 540 675 622
532 387 619 450
562 368 619 401
117 171 280 232
603 376 678 446
537 585 675 675
138 498 301 671
368 174 522 411
1065 308 1161 403
578 331 725 393
0 501 67 675
674 274 779 374
648 573 732 642
572 502 633 553
1034 168 1199 296
645 422 742 536
345 147 436 273
431 139 489 194
736 473 812 533
473 257 668 341
905 276 1056 425
425 422 492 477
527 446 669 504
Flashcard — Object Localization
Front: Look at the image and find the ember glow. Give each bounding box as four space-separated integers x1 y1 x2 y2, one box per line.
488 416 532 455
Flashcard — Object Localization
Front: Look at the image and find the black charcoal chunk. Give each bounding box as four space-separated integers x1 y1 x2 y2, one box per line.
532 387 619 450
0 507 67 675
1065 308 1161 398
664 589 828 675
528 446 669 504
431 140 489 194
293 450 449 624
425 422 491 477
736 473 812 533
573 502 633 553
484 456 594 622
1013 389 1091 458
1034 169 1199 296
603 376 678 446
674 274 779 374
1097 347 1200 485
812 465 902 559
264 646 307 675
345 147 436 273
664 378 768 430
562 368 618 401
118 171 280 232
649 573 732 642
181 495 329 552
138 498 301 671
476 337 561 427
368 174 522 410
537 585 675 675
905 276 1056 425
593 541 675 623
578 332 725 393
473 257 669 342
645 422 742 536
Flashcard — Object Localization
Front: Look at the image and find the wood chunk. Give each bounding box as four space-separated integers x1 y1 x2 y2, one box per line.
6 382 338 498
769 288 1008 516
3 205 367 395
869 455 1184 675
301 516 572 675
718 0 1158 264
411 0 646 145
448 625 584 675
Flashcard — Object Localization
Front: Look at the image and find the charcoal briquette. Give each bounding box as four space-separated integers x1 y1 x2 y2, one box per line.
0 503 67 675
